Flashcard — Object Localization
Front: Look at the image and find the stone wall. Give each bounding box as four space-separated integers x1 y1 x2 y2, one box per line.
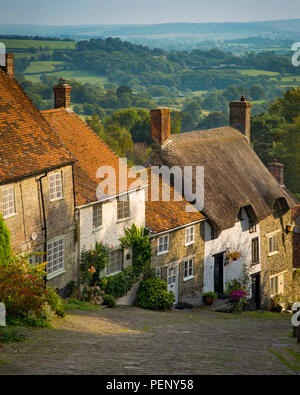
259 206 296 306
0 164 76 290
150 222 205 306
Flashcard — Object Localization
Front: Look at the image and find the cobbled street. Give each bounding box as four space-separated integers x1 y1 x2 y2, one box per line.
0 307 299 375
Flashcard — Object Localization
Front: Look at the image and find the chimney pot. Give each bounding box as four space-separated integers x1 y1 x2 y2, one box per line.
0 53 14 78
150 108 171 146
53 80 72 109
229 97 252 144
269 160 284 186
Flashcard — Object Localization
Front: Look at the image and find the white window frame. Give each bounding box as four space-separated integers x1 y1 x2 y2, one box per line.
117 195 130 221
92 203 103 230
47 237 65 279
1 185 16 219
106 249 123 276
270 272 285 296
157 234 169 255
183 256 194 281
267 231 280 257
185 226 195 246
49 171 63 202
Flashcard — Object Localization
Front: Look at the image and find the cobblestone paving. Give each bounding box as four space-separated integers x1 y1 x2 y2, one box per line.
0 307 299 375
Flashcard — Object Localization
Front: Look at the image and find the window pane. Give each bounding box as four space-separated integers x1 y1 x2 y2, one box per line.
117 196 129 219
49 172 63 201
47 238 64 275
93 203 102 229
107 250 122 275
2 186 16 217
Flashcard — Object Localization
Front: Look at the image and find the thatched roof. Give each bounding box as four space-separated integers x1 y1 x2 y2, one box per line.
149 126 296 232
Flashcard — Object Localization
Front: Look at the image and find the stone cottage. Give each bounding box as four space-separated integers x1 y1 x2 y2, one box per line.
0 55 76 290
145 168 205 305
148 99 297 308
42 81 146 283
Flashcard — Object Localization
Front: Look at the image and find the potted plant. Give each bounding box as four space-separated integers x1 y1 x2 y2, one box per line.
225 250 242 265
203 292 217 305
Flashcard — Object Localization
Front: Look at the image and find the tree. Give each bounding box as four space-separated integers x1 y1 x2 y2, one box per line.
183 101 202 123
116 85 133 98
197 112 229 130
0 214 12 265
269 115 300 193
269 88 300 123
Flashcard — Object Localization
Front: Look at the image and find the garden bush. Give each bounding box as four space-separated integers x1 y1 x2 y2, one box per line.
102 294 116 308
0 214 12 265
136 278 175 311
0 255 63 326
0 326 28 344
45 288 65 318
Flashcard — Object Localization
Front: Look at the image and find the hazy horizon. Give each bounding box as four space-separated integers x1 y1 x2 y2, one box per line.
0 0 299 25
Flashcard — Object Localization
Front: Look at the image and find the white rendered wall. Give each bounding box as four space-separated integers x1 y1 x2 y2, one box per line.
203 208 261 297
79 189 145 252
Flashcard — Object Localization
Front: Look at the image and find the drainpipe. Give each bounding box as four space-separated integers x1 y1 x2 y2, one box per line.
37 173 48 288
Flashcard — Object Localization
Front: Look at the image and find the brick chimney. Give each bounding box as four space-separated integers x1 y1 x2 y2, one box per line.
269 159 284 186
150 108 171 146
0 53 14 78
229 96 252 143
53 78 72 109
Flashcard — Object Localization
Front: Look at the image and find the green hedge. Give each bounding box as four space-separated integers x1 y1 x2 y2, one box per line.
136 278 175 311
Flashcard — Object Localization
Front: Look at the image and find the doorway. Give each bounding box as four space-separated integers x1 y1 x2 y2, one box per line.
214 253 224 295
167 263 178 304
252 273 261 310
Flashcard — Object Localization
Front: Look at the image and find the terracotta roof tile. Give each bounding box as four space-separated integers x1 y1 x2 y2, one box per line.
42 108 142 206
145 168 205 234
0 71 75 183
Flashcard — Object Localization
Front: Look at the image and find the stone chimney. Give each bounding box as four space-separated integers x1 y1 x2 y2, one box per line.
0 53 14 78
150 108 171 146
53 78 72 109
269 159 284 186
229 96 252 143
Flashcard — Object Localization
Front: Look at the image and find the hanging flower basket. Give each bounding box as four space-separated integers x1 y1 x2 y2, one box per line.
225 250 242 265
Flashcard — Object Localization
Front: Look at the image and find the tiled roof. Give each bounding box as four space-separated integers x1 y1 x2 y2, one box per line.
0 70 75 183
145 168 205 234
42 108 141 206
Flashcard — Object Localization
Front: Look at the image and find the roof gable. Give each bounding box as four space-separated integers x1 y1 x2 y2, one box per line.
0 71 75 183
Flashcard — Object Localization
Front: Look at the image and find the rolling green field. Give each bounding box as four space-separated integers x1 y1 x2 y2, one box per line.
24 60 66 73
24 67 108 86
1 39 76 50
237 69 279 76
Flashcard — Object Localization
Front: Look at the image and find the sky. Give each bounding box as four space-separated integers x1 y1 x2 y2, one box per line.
0 0 300 25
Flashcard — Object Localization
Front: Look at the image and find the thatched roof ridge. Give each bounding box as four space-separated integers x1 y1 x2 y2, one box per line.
151 126 296 231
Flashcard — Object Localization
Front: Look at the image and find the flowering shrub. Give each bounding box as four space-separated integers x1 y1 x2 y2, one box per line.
80 285 104 305
229 289 248 303
0 255 47 318
80 242 110 285
0 255 65 326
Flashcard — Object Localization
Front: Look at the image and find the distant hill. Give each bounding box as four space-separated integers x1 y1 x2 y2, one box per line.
1 19 300 40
